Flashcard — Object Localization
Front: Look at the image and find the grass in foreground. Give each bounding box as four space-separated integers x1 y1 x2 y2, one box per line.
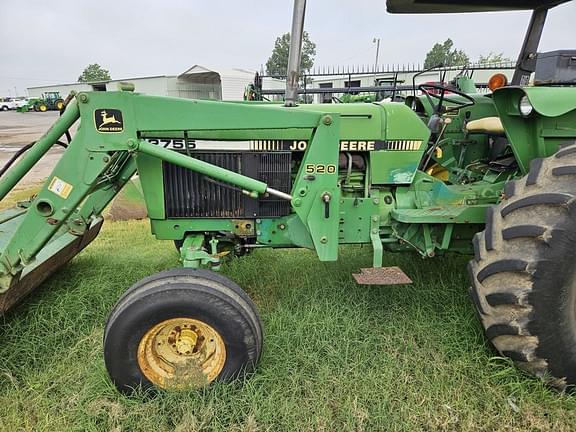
0 184 41 210
1 219 576 431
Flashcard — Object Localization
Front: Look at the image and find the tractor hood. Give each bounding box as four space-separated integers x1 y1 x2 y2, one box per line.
386 0 572 13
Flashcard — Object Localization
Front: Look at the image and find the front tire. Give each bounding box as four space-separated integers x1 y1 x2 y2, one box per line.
470 144 576 392
104 268 263 393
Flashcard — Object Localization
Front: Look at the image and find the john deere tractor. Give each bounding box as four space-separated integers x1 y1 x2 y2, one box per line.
0 0 575 394
33 91 65 112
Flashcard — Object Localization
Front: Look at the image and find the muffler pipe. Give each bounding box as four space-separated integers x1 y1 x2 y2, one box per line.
284 0 307 107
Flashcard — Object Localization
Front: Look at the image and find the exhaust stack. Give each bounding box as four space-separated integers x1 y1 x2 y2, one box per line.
284 0 307 107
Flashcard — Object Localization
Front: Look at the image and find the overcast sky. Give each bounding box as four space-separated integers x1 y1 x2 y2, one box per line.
0 0 575 96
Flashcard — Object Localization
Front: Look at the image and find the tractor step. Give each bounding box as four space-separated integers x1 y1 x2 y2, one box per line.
352 267 412 285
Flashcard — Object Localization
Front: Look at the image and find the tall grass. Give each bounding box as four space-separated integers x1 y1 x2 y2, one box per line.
1 220 575 431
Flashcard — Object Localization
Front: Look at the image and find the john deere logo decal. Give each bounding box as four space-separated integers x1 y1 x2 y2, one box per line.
94 109 123 133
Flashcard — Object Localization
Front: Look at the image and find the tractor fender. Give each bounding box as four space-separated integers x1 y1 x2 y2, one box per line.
493 86 576 117
492 86 576 174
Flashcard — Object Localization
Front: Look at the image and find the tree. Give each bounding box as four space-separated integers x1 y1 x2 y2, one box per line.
423 39 469 68
78 64 111 82
478 52 511 65
265 31 316 78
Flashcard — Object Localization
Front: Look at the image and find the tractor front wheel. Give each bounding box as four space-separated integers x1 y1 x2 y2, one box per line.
103 268 262 393
470 144 576 392
38 104 48 112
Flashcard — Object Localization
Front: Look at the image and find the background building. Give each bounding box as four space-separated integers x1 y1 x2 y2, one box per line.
27 63 516 104
27 65 285 101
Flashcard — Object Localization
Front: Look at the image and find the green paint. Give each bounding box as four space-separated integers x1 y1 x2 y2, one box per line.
180 234 220 269
0 101 80 200
137 139 268 196
493 87 576 173
0 83 572 294
370 152 421 184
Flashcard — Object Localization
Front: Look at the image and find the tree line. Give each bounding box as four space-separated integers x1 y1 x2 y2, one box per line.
265 33 511 77
75 36 510 85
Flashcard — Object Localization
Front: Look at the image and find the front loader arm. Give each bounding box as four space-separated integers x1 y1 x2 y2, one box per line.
0 106 138 291
0 90 341 296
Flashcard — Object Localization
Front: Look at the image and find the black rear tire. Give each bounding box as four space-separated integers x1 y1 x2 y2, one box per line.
470 144 576 392
104 268 262 393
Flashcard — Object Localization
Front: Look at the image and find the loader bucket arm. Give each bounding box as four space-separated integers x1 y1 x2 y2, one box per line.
0 90 339 312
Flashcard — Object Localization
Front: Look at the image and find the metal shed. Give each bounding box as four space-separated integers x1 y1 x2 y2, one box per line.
178 65 285 100
27 66 284 101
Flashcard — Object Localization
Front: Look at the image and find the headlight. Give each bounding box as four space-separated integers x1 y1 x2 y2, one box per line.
519 95 534 117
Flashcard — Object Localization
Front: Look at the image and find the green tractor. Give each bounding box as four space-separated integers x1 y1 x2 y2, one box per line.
33 91 65 112
16 97 39 113
0 0 575 394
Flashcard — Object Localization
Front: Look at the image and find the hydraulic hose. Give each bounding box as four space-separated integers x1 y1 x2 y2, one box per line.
0 140 68 179
0 100 79 200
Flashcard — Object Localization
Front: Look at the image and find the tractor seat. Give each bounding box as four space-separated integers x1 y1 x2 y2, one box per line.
465 117 505 135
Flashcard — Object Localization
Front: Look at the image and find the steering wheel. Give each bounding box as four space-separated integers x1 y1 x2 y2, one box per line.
418 83 475 114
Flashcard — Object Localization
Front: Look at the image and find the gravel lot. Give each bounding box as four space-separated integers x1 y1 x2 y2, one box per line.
0 111 71 187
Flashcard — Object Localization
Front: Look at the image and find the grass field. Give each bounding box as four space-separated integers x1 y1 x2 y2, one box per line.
1 211 576 430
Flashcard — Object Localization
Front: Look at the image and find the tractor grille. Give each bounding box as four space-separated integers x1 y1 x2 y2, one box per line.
163 152 291 218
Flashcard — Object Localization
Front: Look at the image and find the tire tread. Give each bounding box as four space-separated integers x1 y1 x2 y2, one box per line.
470 144 576 392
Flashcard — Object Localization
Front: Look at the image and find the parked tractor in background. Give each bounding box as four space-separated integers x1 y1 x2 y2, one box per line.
32 91 65 112
15 98 39 112
0 0 575 395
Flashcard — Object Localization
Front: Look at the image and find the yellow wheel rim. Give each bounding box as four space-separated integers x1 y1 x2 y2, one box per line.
56 101 64 110
39 105 47 112
137 317 226 389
